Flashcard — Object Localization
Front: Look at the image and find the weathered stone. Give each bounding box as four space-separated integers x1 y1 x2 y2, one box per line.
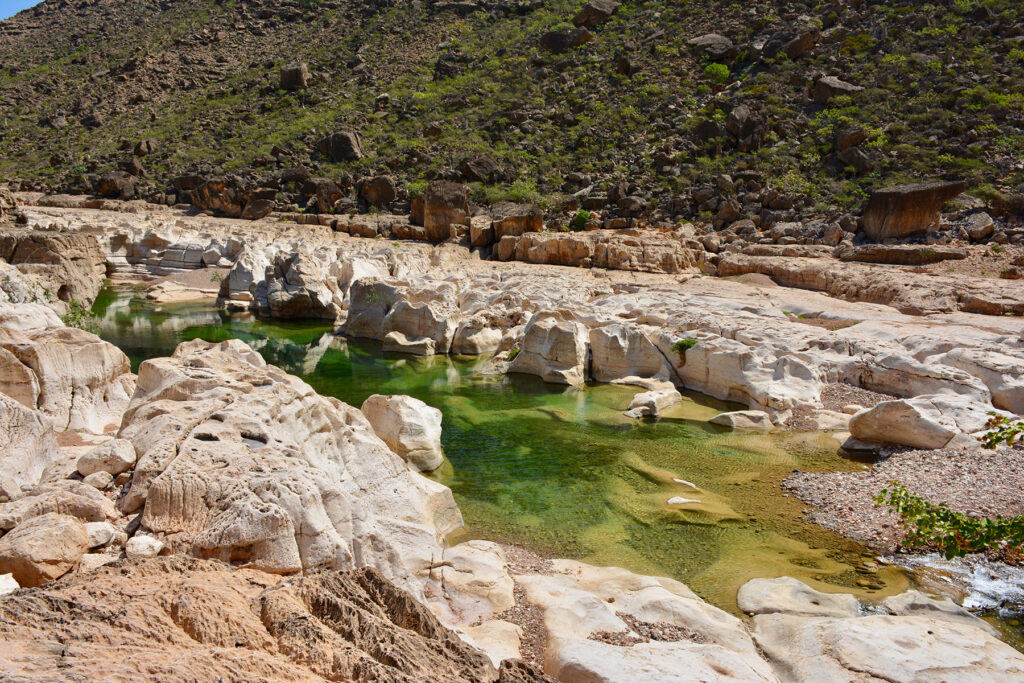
688 33 736 60
573 0 619 28
76 438 137 477
835 244 967 266
812 76 862 104
0 393 61 500
539 27 593 52
0 513 88 587
966 212 995 241
359 175 397 206
709 410 774 430
279 61 310 90
316 130 364 162
508 313 589 386
738 577 860 618
361 394 445 473
423 181 470 242
861 181 966 241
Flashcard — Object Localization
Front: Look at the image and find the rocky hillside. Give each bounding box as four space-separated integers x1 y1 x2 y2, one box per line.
0 0 1022 224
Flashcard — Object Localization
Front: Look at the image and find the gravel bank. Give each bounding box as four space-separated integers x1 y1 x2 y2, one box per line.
785 445 1024 551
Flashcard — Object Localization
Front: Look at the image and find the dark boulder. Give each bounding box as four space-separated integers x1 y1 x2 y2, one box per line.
280 61 310 90
94 171 135 199
458 155 502 184
358 176 397 206
316 131 364 162
423 180 470 242
540 27 593 53
861 181 966 240
573 0 619 28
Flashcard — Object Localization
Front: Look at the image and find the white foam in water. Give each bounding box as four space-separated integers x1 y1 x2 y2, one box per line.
893 553 1024 611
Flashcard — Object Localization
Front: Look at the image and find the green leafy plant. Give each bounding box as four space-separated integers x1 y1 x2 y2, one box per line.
670 338 698 354
61 299 100 334
702 63 730 84
570 209 591 232
874 482 1024 559
507 347 520 360
978 413 1024 449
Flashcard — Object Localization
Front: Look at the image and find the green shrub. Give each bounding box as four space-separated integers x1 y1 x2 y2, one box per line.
874 482 1024 559
570 209 590 231
703 63 730 84
507 347 520 360
61 299 100 334
671 338 698 354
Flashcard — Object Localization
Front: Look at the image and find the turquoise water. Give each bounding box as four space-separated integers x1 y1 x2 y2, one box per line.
92 286 912 612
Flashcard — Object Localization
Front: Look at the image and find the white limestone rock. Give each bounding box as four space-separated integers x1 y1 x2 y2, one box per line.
737 577 860 618
625 389 682 418
360 394 445 472
509 312 589 386
0 393 62 500
710 410 775 430
125 534 164 559
76 438 137 477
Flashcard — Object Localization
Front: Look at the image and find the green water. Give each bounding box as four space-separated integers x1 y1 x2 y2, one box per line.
91 286 911 612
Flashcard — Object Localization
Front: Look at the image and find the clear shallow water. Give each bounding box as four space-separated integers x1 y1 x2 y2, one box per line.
92 286 916 613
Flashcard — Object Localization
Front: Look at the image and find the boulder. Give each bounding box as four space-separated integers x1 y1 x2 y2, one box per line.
265 252 340 320
0 481 120 531
848 398 956 449
93 171 135 199
84 521 118 549
279 61 310 90
0 394 61 500
241 197 275 220
709 410 774 430
835 244 967 266
76 438 137 477
687 33 736 60
0 513 88 587
0 187 17 223
423 181 470 242
359 175 397 206
360 394 445 472
508 313 589 386
882 590 996 634
861 181 966 241
573 0 619 28
625 389 682 418
812 76 862 104
452 319 502 355
539 27 593 52
316 130 364 162
589 324 672 384
0 573 17 595
458 155 501 184
966 212 995 241
125 535 164 559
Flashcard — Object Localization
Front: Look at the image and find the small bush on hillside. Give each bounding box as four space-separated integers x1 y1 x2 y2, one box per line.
703 63 730 84
62 299 100 334
570 209 590 231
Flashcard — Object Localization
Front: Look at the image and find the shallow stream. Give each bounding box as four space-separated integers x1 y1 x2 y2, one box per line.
91 285 989 621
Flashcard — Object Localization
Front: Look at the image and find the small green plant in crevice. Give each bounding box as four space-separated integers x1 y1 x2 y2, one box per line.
978 413 1024 450
61 299 100 334
874 482 1024 560
991 244 1005 254
507 347 520 361
671 338 698 354
570 209 591 232
210 272 224 283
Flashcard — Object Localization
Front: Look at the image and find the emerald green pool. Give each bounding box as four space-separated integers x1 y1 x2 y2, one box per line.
92 285 911 613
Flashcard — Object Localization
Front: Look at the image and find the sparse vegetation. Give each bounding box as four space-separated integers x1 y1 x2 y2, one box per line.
61 299 100 334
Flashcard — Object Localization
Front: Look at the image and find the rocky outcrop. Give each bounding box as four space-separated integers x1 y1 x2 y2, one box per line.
742 577 1024 682
861 181 966 241
717 253 1024 316
508 313 589 386
0 393 63 500
361 394 445 472
0 230 107 307
573 0 619 28
265 252 340 319
117 338 462 599
518 560 777 682
835 244 967 266
497 230 703 274
0 302 135 433
0 557 534 682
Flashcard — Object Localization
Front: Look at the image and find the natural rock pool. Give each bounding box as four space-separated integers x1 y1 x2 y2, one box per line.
91 285 915 614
